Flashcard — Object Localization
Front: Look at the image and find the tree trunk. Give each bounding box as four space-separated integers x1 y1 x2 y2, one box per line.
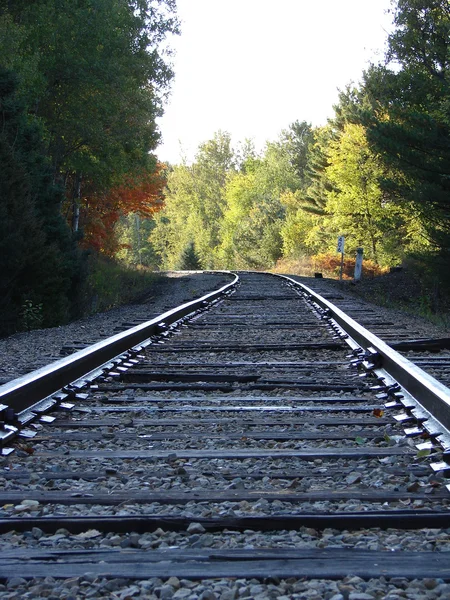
72 172 82 233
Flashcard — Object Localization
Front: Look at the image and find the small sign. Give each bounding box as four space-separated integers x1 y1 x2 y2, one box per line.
337 236 345 254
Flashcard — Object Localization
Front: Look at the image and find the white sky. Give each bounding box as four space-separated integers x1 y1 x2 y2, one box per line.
157 0 394 164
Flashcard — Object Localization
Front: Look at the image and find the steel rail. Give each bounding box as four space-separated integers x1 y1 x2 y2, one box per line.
277 274 450 438
0 273 239 414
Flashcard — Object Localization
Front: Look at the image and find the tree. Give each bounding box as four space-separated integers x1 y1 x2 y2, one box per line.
80 164 166 256
2 0 179 230
278 126 334 258
218 140 299 268
361 0 450 251
151 132 235 268
0 68 80 334
188 131 236 258
280 120 314 184
176 241 202 270
324 123 418 264
115 214 160 268
153 130 311 270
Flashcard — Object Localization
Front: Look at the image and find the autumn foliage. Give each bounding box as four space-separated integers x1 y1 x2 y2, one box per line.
80 164 167 257
274 253 389 279
311 253 389 279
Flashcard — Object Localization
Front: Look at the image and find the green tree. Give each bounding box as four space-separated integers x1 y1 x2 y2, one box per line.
150 165 198 268
2 0 179 230
324 123 421 264
279 189 321 257
0 68 80 334
116 213 160 268
218 140 300 268
280 120 314 184
279 126 334 258
218 170 269 268
176 241 202 270
361 0 450 250
151 131 235 268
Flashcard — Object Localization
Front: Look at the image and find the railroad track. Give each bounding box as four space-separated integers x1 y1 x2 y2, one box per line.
1 271 450 597
293 275 450 387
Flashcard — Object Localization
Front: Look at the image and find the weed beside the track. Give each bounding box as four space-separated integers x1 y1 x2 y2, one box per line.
80 255 161 315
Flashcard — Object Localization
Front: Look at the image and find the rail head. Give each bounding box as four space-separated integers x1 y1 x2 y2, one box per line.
0 272 239 413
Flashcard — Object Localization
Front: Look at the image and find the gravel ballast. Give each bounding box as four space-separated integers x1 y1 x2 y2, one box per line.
2 575 450 599
1 271 450 597
0 272 232 384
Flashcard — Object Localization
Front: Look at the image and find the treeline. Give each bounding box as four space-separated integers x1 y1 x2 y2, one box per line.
144 0 449 275
1 0 449 334
0 0 177 334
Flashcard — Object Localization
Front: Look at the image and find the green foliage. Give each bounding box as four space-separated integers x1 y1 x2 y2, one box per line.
402 251 450 321
280 120 314 184
386 0 449 76
20 300 44 332
324 123 415 265
277 79 435 267
151 131 235 268
280 192 326 258
300 126 335 217
0 12 44 100
12 0 176 185
145 0 449 299
361 0 450 251
150 108 437 273
0 1 178 335
0 68 82 336
217 138 307 268
116 214 160 268
81 254 158 314
218 157 288 269
278 125 336 259
2 0 179 232
3 0 444 320
176 241 202 270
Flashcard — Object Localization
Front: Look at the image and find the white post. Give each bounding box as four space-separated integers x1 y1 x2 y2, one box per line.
337 236 345 281
354 247 364 281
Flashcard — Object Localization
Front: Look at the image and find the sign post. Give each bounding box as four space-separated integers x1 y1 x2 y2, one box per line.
336 236 345 281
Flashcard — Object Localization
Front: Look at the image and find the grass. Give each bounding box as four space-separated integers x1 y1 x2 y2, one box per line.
81 255 161 315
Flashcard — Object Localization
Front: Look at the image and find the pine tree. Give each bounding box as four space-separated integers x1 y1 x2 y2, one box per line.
177 242 202 270
0 68 81 334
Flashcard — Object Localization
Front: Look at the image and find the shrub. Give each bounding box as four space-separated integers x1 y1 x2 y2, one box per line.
78 254 159 315
311 253 389 279
273 253 389 279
